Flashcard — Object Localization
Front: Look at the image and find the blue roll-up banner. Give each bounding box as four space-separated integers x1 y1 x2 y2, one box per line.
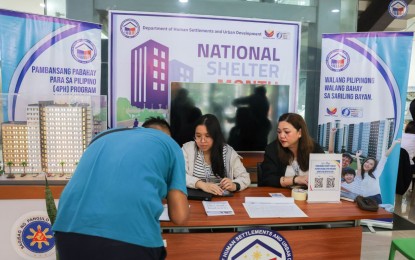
0 9 102 121
0 10 101 259
318 32 413 207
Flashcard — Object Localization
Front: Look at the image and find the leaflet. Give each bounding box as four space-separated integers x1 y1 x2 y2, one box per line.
202 201 235 216
243 197 307 218
159 204 191 221
159 204 170 221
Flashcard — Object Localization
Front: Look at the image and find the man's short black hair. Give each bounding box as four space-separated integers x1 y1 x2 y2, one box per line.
142 117 171 133
342 153 353 163
342 167 356 176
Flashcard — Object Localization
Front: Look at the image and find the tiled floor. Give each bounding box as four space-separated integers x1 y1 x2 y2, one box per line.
361 188 415 259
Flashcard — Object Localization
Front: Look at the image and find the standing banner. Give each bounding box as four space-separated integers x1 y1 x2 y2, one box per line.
109 11 300 127
0 9 102 121
318 32 413 207
0 10 101 259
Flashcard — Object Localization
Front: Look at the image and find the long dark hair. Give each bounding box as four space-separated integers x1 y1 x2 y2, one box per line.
361 157 378 179
276 113 315 171
405 121 415 134
195 114 226 178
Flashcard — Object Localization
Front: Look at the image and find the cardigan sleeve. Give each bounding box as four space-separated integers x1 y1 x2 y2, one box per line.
228 149 251 191
261 141 285 188
182 142 203 188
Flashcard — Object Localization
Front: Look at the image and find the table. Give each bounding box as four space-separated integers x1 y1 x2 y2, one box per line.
161 187 392 260
0 186 392 259
161 187 392 230
163 227 363 260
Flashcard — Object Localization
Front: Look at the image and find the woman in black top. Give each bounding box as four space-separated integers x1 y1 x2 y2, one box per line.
261 113 324 188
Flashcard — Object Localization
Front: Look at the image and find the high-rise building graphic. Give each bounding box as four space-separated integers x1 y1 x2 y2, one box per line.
346 124 354 152
318 118 395 160
334 120 341 152
43 103 91 173
24 101 93 174
169 59 194 82
27 105 42 173
1 122 29 174
131 40 169 109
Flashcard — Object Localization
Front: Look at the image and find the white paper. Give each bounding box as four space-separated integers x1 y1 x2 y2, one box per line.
159 204 191 221
159 204 170 221
202 201 235 216
243 203 307 218
245 197 294 204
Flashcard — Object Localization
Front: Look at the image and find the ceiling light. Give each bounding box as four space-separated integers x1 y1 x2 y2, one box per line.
179 0 188 3
331 9 340 13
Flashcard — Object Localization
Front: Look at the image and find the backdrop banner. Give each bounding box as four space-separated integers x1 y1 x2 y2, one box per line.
0 9 102 121
109 11 301 127
317 32 413 207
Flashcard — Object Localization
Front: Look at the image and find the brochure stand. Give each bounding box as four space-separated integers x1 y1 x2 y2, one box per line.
307 153 342 203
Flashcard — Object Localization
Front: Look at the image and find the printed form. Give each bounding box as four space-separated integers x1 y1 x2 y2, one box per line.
243 197 308 218
202 201 235 216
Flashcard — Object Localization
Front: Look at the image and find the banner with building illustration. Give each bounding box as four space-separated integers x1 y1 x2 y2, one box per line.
109 11 300 127
0 9 102 122
318 32 413 206
0 10 105 178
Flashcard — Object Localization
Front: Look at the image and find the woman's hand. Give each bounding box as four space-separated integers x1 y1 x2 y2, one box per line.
196 181 224 195
294 175 308 186
219 178 236 192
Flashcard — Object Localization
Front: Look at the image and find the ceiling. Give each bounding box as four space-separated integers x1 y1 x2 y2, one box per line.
358 0 415 32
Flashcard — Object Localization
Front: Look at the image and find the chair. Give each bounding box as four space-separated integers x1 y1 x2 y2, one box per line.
256 162 264 187
388 238 415 260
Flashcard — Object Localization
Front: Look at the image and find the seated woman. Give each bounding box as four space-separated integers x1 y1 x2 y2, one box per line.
182 114 251 195
261 113 324 188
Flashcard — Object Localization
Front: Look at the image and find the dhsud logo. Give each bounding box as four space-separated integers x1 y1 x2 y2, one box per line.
264 29 275 38
388 0 408 19
11 211 56 259
341 107 351 117
71 39 97 64
326 107 338 116
276 31 290 40
220 228 293 260
120 18 140 38
326 49 350 72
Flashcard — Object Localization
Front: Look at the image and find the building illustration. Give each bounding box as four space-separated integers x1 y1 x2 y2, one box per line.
1 101 94 175
1 122 28 175
169 59 194 83
131 39 169 109
318 118 394 161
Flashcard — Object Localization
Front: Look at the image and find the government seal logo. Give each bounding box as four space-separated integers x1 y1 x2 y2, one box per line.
11 211 56 259
326 49 350 72
388 0 408 19
71 39 97 64
120 18 140 38
220 228 293 260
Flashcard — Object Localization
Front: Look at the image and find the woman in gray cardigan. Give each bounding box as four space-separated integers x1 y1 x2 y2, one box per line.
182 114 251 195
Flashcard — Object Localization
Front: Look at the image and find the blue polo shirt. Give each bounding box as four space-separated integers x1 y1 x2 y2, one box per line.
53 127 186 247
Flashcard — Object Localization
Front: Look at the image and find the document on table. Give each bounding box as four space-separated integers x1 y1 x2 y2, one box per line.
159 204 170 221
243 197 307 218
202 201 235 216
159 204 191 221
